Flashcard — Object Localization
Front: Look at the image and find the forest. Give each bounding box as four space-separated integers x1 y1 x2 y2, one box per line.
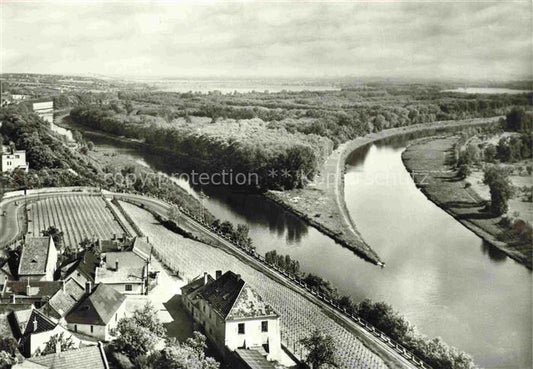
68 84 532 191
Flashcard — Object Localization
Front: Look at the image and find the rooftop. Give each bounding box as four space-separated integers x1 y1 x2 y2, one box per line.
18 237 55 276
3 280 62 298
41 279 86 319
66 284 126 325
95 251 147 284
184 271 278 320
23 343 109 369
235 349 277 369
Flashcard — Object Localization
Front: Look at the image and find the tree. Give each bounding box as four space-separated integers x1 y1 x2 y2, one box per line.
87 141 94 151
299 329 338 369
484 144 497 163
112 303 166 359
72 130 83 142
504 108 533 132
0 350 15 369
42 226 63 249
483 166 515 216
151 333 219 369
168 205 180 224
457 164 471 180
41 333 75 355
234 224 252 248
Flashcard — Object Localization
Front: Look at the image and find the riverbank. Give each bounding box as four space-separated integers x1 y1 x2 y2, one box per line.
267 116 502 266
402 136 532 269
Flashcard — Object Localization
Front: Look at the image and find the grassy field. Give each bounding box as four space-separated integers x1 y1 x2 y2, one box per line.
402 136 532 269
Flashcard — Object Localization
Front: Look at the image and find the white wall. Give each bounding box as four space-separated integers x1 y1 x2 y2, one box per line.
67 300 127 341
225 317 282 362
1 151 28 173
29 325 81 356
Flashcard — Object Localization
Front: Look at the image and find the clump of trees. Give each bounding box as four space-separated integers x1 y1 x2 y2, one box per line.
111 303 218 368
503 108 533 132
264 250 300 275
299 329 338 369
483 166 515 216
211 220 253 250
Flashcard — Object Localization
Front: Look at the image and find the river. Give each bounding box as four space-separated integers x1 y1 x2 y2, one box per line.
53 123 532 368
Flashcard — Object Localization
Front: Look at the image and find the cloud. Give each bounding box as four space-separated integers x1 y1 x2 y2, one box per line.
1 1 531 80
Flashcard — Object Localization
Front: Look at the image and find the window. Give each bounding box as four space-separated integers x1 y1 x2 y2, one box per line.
90 325 94 333
238 323 245 334
125 284 132 291
261 321 268 332
74 325 77 332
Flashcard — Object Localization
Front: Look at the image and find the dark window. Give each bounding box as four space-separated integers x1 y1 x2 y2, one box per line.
238 323 245 334
74 325 77 332
125 284 133 291
261 321 268 332
90 325 94 333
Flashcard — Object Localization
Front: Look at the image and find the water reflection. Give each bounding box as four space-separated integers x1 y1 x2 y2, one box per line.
480 240 509 263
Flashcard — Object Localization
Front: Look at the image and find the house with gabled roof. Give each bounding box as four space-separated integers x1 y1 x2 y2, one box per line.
61 237 154 295
12 342 110 369
8 307 80 357
40 279 86 320
65 283 126 341
182 270 282 363
18 237 58 281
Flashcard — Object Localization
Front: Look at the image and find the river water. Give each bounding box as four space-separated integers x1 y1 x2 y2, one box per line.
54 123 532 368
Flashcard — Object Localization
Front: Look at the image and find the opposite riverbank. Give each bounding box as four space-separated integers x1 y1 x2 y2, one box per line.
267 116 502 266
402 136 532 269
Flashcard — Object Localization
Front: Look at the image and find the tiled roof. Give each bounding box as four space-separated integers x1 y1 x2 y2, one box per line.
95 252 146 284
131 237 151 260
181 275 213 296
227 285 278 320
41 279 86 319
3 281 62 298
235 349 277 369
198 271 245 319
25 344 109 369
66 284 126 325
18 237 54 276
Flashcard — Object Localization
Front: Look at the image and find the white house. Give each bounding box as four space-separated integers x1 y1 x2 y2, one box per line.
1 146 29 173
65 283 127 341
32 101 54 124
18 237 58 282
182 271 282 363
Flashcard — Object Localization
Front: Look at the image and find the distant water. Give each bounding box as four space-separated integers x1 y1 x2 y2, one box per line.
141 79 340 94
442 87 532 94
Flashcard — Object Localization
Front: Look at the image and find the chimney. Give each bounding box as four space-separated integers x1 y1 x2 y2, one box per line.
10 294 15 303
115 259 119 271
112 233 116 240
203 272 208 285
236 274 241 282
85 281 92 294
33 317 38 332
216 270 222 280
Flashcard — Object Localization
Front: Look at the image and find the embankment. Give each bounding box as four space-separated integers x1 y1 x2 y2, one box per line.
267 117 503 266
402 135 532 269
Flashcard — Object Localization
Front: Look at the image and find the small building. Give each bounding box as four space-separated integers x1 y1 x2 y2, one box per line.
182 271 282 363
32 101 54 124
12 342 110 369
8 307 80 357
18 237 58 282
1 145 29 173
65 283 126 341
62 238 153 295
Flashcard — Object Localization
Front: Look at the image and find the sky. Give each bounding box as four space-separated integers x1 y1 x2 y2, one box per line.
1 0 531 81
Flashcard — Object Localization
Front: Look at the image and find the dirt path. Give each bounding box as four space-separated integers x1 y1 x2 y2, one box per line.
267 116 502 267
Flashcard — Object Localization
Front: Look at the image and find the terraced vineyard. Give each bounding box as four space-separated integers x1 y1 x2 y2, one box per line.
27 195 125 247
120 201 387 369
